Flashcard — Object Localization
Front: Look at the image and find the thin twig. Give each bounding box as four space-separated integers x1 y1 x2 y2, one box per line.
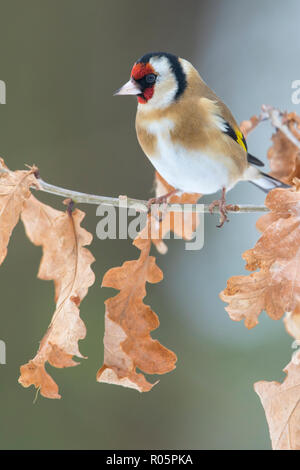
35 178 270 213
4 103 299 216
0 166 268 213
37 177 274 214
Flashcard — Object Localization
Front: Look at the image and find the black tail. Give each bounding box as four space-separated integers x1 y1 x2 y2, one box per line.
247 153 265 167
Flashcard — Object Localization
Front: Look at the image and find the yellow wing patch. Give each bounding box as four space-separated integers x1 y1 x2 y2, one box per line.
235 127 247 152
215 114 248 152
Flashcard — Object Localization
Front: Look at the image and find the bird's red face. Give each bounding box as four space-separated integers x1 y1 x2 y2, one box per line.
114 61 158 104
130 62 156 103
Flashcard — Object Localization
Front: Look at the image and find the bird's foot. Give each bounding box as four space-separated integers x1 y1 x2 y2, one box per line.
147 189 178 222
209 187 229 228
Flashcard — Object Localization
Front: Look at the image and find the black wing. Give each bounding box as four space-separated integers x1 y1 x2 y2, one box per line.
219 117 265 167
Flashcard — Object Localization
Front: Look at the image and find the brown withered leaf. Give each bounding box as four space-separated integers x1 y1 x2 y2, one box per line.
240 115 261 138
267 112 300 184
255 351 300 450
284 307 300 340
97 221 177 392
19 196 95 399
220 187 300 328
0 159 38 265
152 172 201 254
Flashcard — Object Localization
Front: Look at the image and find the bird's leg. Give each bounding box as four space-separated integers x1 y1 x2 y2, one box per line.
209 187 229 228
147 189 179 209
147 189 179 221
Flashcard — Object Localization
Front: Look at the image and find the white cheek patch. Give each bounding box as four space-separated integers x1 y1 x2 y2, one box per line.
141 56 178 109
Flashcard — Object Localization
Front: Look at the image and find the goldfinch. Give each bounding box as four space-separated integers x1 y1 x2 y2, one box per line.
115 52 288 226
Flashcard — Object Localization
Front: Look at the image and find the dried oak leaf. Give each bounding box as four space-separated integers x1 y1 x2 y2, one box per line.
267 112 300 185
0 159 38 265
240 115 261 138
152 172 201 254
254 351 300 450
19 196 95 399
220 187 300 328
97 222 177 392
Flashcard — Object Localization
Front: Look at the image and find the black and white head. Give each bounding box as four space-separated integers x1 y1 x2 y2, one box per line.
115 52 188 108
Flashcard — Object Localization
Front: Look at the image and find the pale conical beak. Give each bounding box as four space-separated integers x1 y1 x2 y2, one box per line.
114 79 141 96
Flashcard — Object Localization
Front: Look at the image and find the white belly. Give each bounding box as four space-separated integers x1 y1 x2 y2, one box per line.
146 121 230 194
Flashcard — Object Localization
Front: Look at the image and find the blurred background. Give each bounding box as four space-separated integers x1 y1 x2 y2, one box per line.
0 0 299 450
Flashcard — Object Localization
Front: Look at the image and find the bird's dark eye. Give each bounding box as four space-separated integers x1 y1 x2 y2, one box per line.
145 74 156 84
